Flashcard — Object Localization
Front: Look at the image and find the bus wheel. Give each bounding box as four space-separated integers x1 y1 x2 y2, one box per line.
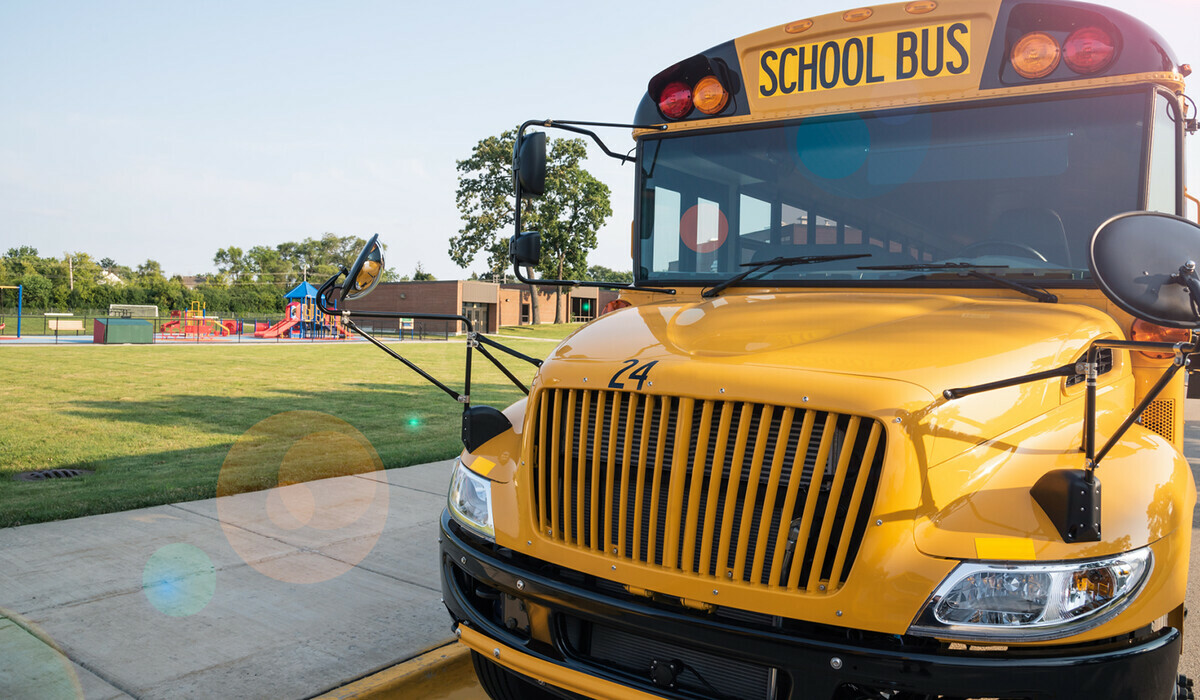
471 650 558 700
1177 675 1195 700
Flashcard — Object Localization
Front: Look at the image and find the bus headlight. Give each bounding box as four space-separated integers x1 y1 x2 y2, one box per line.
909 548 1152 642
448 458 494 540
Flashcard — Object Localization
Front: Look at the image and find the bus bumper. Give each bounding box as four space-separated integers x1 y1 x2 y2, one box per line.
440 511 1181 700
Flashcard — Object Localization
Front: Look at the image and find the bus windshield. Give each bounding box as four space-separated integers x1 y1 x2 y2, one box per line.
636 89 1154 287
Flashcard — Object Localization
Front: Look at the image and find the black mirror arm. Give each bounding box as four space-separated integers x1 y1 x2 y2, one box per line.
945 336 1197 474
511 263 675 295
1087 340 1192 470
518 119 666 164
317 269 348 315
343 317 470 404
470 337 533 395
474 332 542 368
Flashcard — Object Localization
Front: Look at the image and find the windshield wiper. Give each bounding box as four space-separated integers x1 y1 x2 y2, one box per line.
857 262 1058 303
701 254 872 299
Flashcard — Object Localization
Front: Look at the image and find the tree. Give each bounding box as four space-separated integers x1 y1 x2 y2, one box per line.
412 262 436 281
213 246 247 282
586 265 633 284
450 128 612 323
536 138 612 322
19 272 52 309
6 246 38 260
136 259 164 281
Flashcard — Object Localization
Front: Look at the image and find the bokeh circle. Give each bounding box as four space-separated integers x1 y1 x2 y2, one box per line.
142 543 216 617
216 411 388 584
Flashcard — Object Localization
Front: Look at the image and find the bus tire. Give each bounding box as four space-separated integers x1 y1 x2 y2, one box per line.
1177 675 1195 700
471 650 558 700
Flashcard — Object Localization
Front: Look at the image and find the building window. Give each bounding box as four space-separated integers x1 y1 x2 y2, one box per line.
570 297 595 323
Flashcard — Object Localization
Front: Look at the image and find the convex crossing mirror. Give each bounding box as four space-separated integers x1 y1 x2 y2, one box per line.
342 233 384 301
1090 211 1200 329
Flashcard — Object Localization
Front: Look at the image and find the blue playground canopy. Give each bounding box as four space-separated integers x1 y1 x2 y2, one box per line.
284 281 319 300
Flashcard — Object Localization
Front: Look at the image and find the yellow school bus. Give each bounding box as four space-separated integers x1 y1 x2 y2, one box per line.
331 0 1199 697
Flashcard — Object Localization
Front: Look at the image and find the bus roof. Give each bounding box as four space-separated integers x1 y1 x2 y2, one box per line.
634 0 1184 129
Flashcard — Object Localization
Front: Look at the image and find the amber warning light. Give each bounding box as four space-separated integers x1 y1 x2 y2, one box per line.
1011 26 1117 80
657 75 730 120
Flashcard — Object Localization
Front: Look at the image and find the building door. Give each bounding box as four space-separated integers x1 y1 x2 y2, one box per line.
462 302 490 333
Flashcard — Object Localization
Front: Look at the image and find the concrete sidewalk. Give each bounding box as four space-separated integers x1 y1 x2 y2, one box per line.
0 460 457 700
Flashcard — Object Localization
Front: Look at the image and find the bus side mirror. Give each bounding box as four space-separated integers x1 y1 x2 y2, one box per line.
1090 211 1200 328
514 131 546 198
342 233 385 301
510 231 541 267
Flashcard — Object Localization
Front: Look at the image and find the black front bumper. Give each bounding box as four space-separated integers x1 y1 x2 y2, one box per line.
440 511 1181 699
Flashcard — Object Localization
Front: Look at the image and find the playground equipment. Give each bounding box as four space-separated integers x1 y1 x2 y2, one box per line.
254 282 346 339
0 285 22 338
160 301 239 339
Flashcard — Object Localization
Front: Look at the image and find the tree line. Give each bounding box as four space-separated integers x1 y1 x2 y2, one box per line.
0 235 398 315
3 128 631 318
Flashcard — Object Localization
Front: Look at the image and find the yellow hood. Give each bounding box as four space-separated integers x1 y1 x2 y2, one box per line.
545 291 1124 467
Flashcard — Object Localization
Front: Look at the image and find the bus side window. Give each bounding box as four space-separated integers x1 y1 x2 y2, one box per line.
1146 92 1180 216
650 186 682 273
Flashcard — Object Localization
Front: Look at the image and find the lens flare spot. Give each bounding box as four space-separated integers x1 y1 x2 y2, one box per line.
142 543 216 617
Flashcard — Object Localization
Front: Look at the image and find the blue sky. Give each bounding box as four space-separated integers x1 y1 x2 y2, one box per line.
2 0 1198 280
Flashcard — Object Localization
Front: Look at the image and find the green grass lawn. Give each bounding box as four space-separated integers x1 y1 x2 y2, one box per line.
0 333 572 527
495 322 586 340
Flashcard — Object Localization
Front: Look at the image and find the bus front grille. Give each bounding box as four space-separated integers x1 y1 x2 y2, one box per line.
529 388 885 593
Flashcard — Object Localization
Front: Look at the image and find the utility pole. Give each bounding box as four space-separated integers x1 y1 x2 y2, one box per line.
66 253 73 291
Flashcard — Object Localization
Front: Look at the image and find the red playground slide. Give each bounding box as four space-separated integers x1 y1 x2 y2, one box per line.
254 317 299 338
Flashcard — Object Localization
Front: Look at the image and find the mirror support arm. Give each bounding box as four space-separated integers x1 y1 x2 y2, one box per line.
941 363 1077 401
475 332 542 367
1088 341 1191 469
518 119 666 164
345 318 467 403
511 262 675 294
945 336 1196 474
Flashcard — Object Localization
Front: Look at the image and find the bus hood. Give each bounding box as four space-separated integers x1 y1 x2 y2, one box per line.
545 291 1124 467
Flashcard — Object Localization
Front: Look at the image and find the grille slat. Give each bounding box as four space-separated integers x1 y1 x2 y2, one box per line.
716 406 753 579
732 404 774 580
698 403 735 576
563 389 576 544
680 400 715 573
531 389 885 594
769 410 816 586
751 407 794 585
807 416 860 592
827 421 883 591
786 413 836 589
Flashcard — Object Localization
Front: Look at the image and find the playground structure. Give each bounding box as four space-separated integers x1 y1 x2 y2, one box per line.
0 284 22 338
160 301 239 340
254 282 346 339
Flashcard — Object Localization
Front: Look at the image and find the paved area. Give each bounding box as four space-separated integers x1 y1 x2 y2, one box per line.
0 461 457 700
2 403 1198 700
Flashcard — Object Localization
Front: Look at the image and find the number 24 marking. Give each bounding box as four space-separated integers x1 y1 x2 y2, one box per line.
608 359 658 391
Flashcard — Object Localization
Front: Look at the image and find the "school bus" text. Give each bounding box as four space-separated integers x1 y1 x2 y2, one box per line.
758 21 971 97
